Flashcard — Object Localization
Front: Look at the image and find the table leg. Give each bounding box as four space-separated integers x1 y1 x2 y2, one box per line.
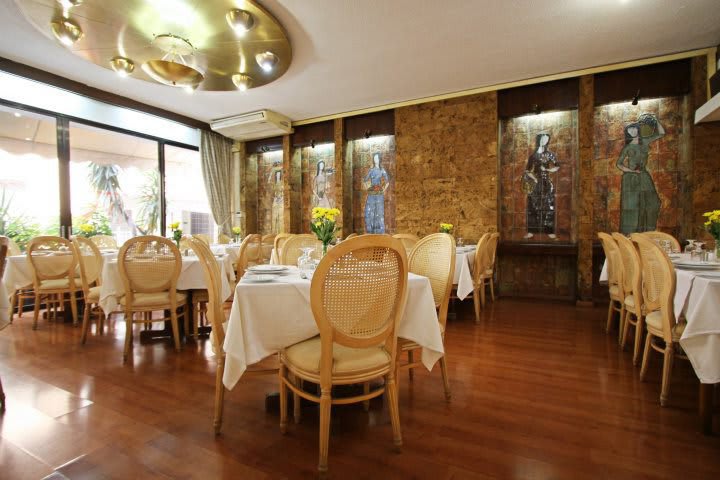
699 382 714 435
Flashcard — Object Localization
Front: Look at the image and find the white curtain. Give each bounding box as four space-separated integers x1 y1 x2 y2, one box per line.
200 130 234 236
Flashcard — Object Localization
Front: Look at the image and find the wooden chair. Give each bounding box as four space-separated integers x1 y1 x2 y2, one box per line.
27 236 80 330
185 237 277 434
193 233 211 245
0 236 8 412
632 233 690 406
598 233 625 337
279 234 323 265
612 233 645 363
72 237 106 344
260 233 276 264
6 236 33 321
398 233 455 400
234 233 261 279
272 233 294 264
641 231 681 253
278 235 407 475
90 235 118 250
117 236 186 362
345 233 358 240
392 233 420 252
217 233 232 244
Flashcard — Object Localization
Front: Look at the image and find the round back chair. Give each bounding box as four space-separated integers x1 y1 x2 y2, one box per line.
345 233 358 240
472 233 492 283
392 233 420 252
73 236 103 291
236 233 261 278
261 234 276 263
118 236 181 296
6 236 21 256
612 233 642 308
408 233 455 328
193 234 212 245
641 231 681 253
280 234 323 265
273 233 294 263
90 235 118 250
217 233 232 244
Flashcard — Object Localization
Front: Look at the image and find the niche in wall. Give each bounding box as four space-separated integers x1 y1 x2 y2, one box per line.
252 149 284 235
297 142 335 232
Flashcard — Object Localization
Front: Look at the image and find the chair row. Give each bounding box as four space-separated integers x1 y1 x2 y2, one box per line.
598 230 687 406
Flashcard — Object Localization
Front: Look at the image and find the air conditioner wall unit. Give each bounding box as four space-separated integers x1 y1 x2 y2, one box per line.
210 110 293 141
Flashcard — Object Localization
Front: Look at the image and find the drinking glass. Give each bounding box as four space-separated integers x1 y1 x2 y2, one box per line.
457 237 464 247
684 239 696 255
298 247 316 275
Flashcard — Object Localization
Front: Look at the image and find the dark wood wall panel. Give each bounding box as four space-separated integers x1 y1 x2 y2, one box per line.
344 109 395 140
245 136 284 153
498 78 579 118
593 59 691 106
292 121 333 147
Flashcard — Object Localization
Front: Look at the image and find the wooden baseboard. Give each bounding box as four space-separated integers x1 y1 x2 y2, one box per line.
576 300 594 308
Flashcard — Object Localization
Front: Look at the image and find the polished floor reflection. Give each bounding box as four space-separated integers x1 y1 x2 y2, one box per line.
0 300 718 479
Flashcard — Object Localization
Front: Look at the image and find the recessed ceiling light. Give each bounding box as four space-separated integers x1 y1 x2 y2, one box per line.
109 56 135 77
183 85 197 94
58 0 83 7
24 137 31 141
226 9 254 37
13 112 21 118
255 51 278 72
232 73 253 91
50 17 84 46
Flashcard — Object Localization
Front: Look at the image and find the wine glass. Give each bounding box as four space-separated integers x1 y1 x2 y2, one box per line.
684 239 696 255
298 247 316 275
457 237 464 247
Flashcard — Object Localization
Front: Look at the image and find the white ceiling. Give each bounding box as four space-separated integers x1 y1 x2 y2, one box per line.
1 0 719 125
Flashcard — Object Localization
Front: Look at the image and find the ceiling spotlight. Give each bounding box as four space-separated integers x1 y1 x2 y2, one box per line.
142 34 204 89
255 51 279 72
13 112 21 118
109 56 135 77
183 85 198 94
364 129 372 139
532 104 541 115
631 89 640 105
231 73 253 91
310 139 316 148
58 0 83 7
226 9 254 36
50 17 84 46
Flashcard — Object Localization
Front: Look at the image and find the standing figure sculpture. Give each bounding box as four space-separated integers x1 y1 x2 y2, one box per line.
312 160 333 209
269 168 283 233
523 133 559 239
616 113 664 234
363 152 389 234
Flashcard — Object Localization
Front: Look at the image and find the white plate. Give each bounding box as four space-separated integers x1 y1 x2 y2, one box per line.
674 262 720 270
248 265 288 273
242 274 275 283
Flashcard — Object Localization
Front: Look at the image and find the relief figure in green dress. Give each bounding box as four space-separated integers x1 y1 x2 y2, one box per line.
616 114 665 234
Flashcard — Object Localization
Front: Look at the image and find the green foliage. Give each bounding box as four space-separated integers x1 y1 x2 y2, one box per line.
137 170 161 235
4 216 41 252
88 163 130 223
74 211 113 237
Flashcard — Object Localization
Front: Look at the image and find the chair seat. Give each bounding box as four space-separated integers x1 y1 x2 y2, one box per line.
120 291 187 308
609 285 620 298
283 336 391 376
645 311 686 341
86 285 101 302
624 294 635 309
38 278 76 291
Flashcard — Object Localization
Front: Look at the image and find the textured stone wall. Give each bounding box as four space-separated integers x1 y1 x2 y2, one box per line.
349 135 396 234
499 110 578 242
298 143 335 233
395 93 498 241
577 75 595 301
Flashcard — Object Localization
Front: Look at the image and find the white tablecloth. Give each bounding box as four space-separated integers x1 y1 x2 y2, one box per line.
455 247 475 300
600 256 720 383
99 255 232 316
209 245 238 281
2 252 117 292
223 269 444 390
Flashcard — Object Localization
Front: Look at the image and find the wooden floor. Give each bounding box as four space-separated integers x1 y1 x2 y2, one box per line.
0 299 718 480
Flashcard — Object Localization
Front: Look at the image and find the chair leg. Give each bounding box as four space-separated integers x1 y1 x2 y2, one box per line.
0 374 5 413
617 305 626 345
632 316 644 366
32 293 41 330
214 355 226 435
10 292 16 322
386 372 403 450
193 303 200 338
123 310 133 362
170 308 181 353
69 290 79 326
279 363 288 434
480 281 486 309
318 387 332 475
293 377 302 424
489 277 495 302
620 310 632 351
439 356 451 401
407 350 414 381
99 310 105 335
80 301 90 344
363 382 370 412
640 332 653 381
660 343 675 407
472 288 481 324
605 300 614 333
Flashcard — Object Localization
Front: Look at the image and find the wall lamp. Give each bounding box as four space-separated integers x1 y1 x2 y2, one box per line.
364 129 372 139
631 90 640 105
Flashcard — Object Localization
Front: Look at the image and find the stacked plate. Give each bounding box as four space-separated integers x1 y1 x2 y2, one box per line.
243 265 289 283
673 260 720 270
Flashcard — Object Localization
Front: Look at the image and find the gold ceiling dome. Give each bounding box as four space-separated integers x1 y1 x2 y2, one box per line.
15 0 292 92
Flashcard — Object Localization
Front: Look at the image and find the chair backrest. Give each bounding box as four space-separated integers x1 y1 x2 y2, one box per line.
27 236 78 288
118 236 181 294
408 233 455 328
193 234 211 245
310 235 408 386
632 233 676 344
178 235 193 252
612 233 642 306
261 234 276 263
186 237 225 354
280 234 323 265
217 233 232 245
641 231 681 253
236 233 261 278
345 233 358 240
472 233 491 281
486 233 500 269
72 236 103 294
90 235 118 250
6 236 21 256
0 236 8 279
598 232 624 297
392 233 420 251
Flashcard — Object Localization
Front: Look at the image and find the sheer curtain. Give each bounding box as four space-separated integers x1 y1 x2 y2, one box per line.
200 130 234 236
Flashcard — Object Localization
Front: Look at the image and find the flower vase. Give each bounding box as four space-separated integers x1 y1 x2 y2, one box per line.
175 240 181 250
322 242 329 257
715 241 720 262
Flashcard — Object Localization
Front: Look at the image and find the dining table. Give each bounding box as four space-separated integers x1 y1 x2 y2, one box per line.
222 266 445 390
454 246 476 300
600 253 720 433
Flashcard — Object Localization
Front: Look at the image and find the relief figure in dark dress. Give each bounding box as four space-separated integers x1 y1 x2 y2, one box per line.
523 133 559 239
